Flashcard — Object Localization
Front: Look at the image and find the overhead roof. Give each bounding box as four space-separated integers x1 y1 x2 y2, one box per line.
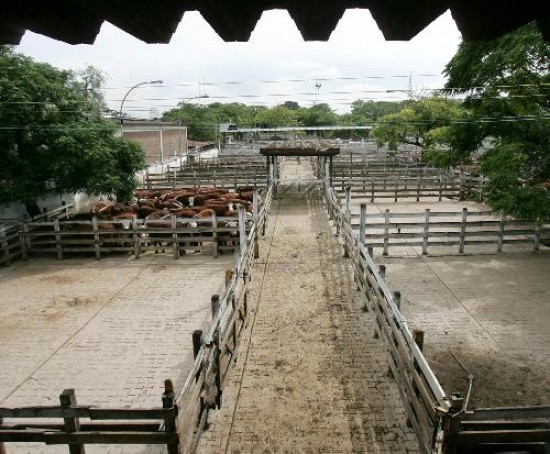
2 1 548 45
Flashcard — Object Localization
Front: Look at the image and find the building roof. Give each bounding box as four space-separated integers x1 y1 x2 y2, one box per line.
1 1 548 45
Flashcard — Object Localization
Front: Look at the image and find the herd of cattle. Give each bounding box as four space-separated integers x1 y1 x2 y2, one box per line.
28 186 261 257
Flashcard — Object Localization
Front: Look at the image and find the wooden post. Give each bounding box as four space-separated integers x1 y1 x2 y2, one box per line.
497 214 505 253
54 218 63 260
394 176 398 202
238 205 246 255
479 174 485 201
162 379 179 454
416 174 421 202
329 155 333 187
60 389 85 454
359 203 366 245
438 174 443 201
378 264 386 280
343 187 352 258
383 209 390 256
371 179 375 203
132 217 141 259
459 208 468 253
225 268 233 287
171 215 179 259
459 174 465 201
422 209 430 255
413 330 424 351
253 190 260 259
211 294 220 319
20 223 29 260
212 213 218 258
534 218 542 252
192 330 203 359
393 291 401 311
0 228 10 266
0 417 5 454
266 156 270 188
92 216 101 260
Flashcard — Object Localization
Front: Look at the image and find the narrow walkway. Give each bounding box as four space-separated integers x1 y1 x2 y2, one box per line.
198 158 418 453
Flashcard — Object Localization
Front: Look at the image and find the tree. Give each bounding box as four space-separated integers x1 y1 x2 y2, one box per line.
0 46 145 206
443 22 550 219
371 96 466 161
255 105 298 127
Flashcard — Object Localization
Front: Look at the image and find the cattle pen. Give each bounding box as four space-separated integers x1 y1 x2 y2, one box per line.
1 147 550 453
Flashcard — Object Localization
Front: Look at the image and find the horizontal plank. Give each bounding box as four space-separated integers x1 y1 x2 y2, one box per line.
0 406 173 420
44 431 178 444
461 406 550 421
446 428 550 443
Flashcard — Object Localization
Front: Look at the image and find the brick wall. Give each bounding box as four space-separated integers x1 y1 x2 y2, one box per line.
122 122 188 165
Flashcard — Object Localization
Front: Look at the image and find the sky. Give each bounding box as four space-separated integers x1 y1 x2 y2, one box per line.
15 9 463 118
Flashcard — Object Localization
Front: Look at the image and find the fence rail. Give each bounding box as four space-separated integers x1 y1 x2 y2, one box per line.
0 385 179 453
143 161 268 189
334 175 484 202
20 213 251 260
346 203 549 255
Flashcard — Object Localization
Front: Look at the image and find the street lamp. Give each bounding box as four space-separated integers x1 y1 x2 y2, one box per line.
119 80 163 130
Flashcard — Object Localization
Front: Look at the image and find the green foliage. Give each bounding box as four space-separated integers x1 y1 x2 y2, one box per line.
371 96 466 154
0 46 145 204
443 22 550 218
297 103 338 126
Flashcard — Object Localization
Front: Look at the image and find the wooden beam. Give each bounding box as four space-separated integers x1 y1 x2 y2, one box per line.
260 147 340 157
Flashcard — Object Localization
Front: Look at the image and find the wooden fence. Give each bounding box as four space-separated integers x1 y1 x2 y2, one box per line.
323 176 451 453
334 174 484 202
143 162 267 189
19 212 251 261
0 183 274 453
1 203 76 267
323 172 550 452
442 405 550 453
173 182 274 452
343 198 549 255
0 385 179 453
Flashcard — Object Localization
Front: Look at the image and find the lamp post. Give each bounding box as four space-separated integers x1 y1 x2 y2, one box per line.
119 80 163 133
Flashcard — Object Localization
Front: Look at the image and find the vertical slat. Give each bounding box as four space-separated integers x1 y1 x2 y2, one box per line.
54 219 63 260
171 215 178 260
459 208 468 254
162 379 179 454
60 389 85 454
238 205 246 255
383 209 390 256
359 203 366 245
422 209 430 255
0 228 10 266
0 417 5 454
534 218 542 252
212 213 218 258
497 214 505 253
132 218 141 259
92 216 101 260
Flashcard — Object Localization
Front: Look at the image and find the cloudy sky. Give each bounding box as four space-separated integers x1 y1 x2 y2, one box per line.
15 9 462 117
